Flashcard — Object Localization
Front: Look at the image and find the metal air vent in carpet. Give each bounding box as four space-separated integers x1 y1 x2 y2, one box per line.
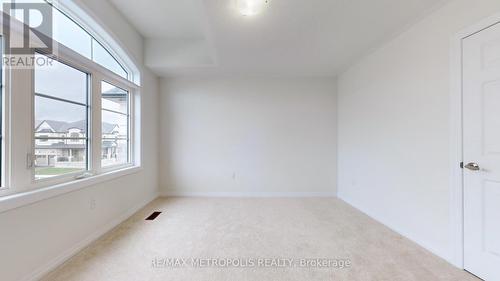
145 212 162 220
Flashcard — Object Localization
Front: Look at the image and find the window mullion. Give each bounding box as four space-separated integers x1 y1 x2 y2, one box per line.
9 65 36 192
91 73 103 175
130 89 139 166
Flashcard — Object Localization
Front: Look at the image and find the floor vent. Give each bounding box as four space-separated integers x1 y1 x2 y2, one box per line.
145 212 162 221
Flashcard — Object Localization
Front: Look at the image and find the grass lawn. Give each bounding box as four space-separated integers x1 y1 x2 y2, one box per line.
35 167 82 176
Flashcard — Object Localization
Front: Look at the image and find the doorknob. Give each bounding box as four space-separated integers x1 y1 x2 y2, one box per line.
464 162 480 171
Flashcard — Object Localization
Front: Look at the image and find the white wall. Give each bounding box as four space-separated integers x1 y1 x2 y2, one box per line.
0 1 160 281
160 76 337 196
337 0 500 264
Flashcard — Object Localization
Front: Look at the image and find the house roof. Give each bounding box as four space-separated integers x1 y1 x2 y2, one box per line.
35 143 86 149
103 87 127 96
35 141 117 149
35 120 120 134
103 122 119 134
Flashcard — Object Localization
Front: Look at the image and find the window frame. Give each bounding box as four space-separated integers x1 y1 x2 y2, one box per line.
0 34 12 193
0 7 141 197
23 45 138 190
0 35 5 191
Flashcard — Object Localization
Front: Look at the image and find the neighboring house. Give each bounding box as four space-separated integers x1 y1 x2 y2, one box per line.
35 120 123 168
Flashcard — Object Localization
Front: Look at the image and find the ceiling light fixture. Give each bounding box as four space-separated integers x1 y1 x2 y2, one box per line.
236 0 269 16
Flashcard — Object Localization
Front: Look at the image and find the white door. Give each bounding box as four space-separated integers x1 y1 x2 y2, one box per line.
463 21 500 281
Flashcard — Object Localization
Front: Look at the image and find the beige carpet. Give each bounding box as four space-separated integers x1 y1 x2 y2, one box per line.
42 198 477 281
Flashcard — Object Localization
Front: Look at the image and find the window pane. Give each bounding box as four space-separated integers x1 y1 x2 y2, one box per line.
102 81 128 113
102 110 127 139
34 55 89 180
35 53 87 104
101 139 128 167
101 81 129 168
52 8 92 58
35 140 87 180
35 96 87 135
93 39 128 78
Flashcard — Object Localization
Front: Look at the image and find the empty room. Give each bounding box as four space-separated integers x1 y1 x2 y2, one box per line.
1 0 500 280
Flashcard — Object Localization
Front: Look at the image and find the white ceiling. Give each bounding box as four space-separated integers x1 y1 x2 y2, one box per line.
110 0 205 38
110 0 446 77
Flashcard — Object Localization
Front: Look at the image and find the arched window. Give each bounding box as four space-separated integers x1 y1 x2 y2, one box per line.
0 0 141 195
50 1 131 79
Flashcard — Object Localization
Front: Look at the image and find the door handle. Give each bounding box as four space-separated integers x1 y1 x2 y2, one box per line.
464 162 480 171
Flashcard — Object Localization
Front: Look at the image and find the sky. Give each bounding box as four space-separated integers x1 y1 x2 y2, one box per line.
35 55 128 134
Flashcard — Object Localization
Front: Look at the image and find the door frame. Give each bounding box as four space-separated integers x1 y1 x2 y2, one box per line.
450 12 500 269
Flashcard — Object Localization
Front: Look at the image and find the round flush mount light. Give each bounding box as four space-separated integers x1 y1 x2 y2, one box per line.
236 0 269 16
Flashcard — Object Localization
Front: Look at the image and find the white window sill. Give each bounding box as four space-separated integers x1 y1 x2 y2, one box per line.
0 166 142 214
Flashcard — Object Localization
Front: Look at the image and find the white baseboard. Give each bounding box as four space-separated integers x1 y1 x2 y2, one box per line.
22 192 160 281
161 191 337 198
339 196 453 266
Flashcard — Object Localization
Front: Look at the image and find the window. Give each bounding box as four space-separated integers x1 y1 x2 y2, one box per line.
93 40 128 79
101 81 130 167
51 4 129 79
34 2 130 79
34 53 89 180
52 6 92 59
0 0 139 197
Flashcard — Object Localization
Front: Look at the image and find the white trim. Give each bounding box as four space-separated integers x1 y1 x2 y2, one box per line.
1 39 11 190
20 191 159 281
0 166 142 214
449 30 464 269
161 191 337 198
449 12 500 269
